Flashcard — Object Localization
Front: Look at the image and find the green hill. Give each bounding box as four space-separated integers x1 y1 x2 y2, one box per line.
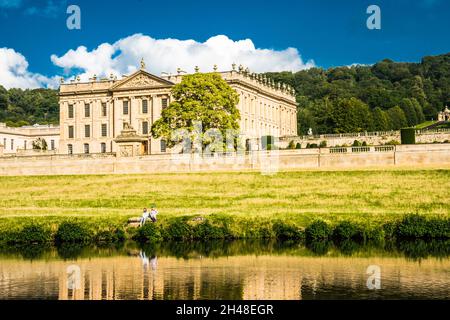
0 87 59 127
265 53 450 135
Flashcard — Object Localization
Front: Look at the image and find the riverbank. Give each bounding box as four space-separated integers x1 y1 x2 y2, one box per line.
0 169 449 244
0 213 448 245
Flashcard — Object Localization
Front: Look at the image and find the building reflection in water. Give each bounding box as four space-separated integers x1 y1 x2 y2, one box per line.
1 253 449 300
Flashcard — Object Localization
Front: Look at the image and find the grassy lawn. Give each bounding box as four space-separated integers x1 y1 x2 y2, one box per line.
414 121 437 129
0 169 449 228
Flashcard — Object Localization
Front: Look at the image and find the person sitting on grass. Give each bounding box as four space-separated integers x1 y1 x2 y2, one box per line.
150 205 158 223
140 208 149 226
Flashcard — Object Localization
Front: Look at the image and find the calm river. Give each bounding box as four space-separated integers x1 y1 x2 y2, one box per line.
0 240 449 300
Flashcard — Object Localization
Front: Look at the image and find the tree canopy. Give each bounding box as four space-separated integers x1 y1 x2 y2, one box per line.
151 73 240 150
0 86 59 127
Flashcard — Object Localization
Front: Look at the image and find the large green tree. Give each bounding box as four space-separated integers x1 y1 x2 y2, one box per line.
331 97 373 133
151 73 240 150
387 106 408 130
372 107 391 131
399 98 418 127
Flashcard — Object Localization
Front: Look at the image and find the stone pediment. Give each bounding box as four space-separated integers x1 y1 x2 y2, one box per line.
111 70 173 90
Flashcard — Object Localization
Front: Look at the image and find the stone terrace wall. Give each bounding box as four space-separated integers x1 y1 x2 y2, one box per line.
280 129 450 148
0 144 449 176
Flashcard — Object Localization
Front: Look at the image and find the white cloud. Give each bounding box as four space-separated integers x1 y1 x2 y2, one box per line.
0 48 58 89
0 34 314 89
51 34 315 81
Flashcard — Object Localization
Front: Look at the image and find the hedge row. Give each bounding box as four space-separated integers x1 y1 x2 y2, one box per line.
0 214 448 245
304 214 450 241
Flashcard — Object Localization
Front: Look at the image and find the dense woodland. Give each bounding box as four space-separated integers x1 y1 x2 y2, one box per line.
266 52 450 134
0 86 59 127
0 53 449 134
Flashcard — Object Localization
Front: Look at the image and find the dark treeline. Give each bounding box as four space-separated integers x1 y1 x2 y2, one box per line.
0 86 59 127
266 53 450 135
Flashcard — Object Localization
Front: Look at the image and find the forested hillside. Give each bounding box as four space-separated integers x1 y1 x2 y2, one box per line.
266 53 450 135
0 87 59 127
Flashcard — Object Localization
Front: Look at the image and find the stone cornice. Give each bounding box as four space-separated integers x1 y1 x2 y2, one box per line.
227 79 297 108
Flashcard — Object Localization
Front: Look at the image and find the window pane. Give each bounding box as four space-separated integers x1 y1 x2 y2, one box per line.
68 144 73 155
160 139 166 153
68 126 74 138
101 143 106 153
142 100 148 114
101 124 107 137
162 98 168 109
84 144 89 154
123 101 129 115
85 125 90 138
85 104 90 117
142 121 148 135
102 103 107 117
68 105 74 118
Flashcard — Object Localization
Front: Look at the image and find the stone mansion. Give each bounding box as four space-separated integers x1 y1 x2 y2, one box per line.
58 62 298 155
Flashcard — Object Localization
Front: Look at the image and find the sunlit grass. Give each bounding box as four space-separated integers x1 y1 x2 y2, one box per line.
0 169 449 228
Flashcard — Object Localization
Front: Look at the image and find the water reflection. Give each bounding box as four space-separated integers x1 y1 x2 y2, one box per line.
0 240 449 300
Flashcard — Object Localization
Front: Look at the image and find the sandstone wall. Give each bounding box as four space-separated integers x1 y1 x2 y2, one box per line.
0 143 449 176
280 130 450 148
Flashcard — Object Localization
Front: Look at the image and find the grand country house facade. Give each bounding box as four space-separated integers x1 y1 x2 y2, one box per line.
58 62 298 155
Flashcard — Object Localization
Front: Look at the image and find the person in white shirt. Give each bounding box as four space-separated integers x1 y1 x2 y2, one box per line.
140 208 149 226
150 206 158 223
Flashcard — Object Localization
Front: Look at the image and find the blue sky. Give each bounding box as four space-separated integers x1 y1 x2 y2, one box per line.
0 0 449 88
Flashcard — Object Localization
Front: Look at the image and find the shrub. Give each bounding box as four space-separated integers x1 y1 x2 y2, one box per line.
272 221 304 240
425 217 450 238
396 214 427 238
362 141 368 146
352 140 362 147
193 220 228 239
306 143 319 149
305 220 332 241
400 128 416 144
10 224 53 244
362 226 385 243
382 222 397 239
287 140 296 149
133 223 162 243
55 222 91 243
295 143 301 149
332 221 363 240
319 140 327 148
385 140 400 145
164 217 194 240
